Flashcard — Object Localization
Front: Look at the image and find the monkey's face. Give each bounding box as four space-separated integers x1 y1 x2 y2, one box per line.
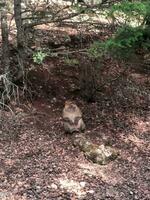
65 100 74 105
65 100 76 112
65 100 75 106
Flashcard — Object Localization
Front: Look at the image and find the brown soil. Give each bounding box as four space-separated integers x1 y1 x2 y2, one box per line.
0 27 150 200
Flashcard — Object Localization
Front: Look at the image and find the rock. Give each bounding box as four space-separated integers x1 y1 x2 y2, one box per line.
88 190 95 194
51 183 58 190
73 134 118 165
79 181 86 187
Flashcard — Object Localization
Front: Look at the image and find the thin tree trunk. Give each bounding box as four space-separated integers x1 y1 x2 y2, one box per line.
14 0 26 57
14 0 26 80
79 58 98 102
0 1 10 75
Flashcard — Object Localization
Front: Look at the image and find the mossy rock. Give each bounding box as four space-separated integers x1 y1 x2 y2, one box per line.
73 134 118 165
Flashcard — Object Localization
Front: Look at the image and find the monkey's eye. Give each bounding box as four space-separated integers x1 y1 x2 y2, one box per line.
63 117 71 123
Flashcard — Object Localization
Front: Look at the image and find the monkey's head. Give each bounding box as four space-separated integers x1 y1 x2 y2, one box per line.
64 100 77 111
65 100 75 106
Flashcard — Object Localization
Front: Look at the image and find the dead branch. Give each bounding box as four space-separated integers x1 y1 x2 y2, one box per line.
49 48 87 56
23 11 82 28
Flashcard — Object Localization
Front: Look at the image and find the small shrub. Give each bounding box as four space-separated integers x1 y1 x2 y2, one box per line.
64 58 79 66
89 1 150 61
33 51 47 64
89 25 150 60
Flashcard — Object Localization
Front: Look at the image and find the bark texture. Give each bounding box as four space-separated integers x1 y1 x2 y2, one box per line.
0 0 10 74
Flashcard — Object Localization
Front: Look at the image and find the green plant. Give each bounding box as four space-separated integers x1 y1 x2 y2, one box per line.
109 0 150 25
33 51 47 64
64 58 79 66
89 1 150 61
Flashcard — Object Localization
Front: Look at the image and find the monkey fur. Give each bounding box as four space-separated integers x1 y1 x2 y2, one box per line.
62 100 85 133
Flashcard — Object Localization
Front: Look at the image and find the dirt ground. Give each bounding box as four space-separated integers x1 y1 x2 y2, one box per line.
0 26 150 200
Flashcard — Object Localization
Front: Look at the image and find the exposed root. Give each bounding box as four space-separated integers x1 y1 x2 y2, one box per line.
0 73 19 104
0 102 14 116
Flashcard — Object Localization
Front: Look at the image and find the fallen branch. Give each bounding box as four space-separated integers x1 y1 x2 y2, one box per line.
49 48 87 56
23 0 117 29
23 11 81 29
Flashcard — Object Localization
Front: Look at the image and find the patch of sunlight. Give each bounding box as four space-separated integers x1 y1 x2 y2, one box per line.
59 178 86 198
72 12 110 24
134 117 150 134
78 163 124 185
4 158 15 166
0 191 27 200
124 134 150 151
113 11 143 27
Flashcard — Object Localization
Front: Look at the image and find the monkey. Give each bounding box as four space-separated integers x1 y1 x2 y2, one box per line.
62 100 118 164
62 100 85 134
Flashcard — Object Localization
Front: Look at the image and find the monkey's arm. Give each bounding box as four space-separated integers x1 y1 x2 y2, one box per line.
74 116 82 125
63 117 74 125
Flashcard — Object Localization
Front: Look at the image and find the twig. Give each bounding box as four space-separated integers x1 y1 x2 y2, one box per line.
0 102 15 116
0 73 20 104
49 48 87 56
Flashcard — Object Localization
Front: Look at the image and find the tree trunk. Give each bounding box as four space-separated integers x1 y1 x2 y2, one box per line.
79 58 98 102
14 0 26 80
0 1 10 75
14 0 26 57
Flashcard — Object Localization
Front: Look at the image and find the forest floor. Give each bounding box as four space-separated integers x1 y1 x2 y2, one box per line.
0 24 150 200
